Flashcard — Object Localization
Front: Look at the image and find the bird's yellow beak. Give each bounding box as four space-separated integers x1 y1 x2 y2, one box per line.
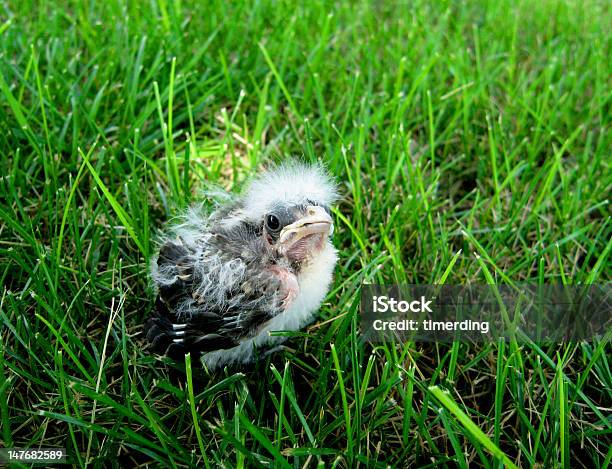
279 205 333 246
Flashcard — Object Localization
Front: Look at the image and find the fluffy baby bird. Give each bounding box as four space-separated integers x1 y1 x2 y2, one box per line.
145 161 339 369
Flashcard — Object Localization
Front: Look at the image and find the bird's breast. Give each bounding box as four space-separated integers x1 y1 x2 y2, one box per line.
262 242 338 334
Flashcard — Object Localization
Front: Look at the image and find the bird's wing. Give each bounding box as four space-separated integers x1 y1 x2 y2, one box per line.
145 232 293 359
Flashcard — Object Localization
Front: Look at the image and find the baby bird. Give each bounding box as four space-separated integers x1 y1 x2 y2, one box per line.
144 161 339 369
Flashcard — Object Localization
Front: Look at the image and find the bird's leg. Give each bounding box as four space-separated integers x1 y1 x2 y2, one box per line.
259 336 295 358
268 265 299 310
261 343 293 358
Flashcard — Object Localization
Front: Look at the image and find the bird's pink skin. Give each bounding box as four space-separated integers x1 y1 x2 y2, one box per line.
268 265 300 309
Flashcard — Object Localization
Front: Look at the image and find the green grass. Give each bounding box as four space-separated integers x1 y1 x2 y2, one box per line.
0 0 610 467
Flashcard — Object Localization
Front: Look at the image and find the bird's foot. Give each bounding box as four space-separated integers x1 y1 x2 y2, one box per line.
261 344 293 358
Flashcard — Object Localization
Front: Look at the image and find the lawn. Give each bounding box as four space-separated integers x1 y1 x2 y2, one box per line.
0 0 610 467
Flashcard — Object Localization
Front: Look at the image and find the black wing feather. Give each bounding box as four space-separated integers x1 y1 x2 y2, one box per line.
144 226 284 359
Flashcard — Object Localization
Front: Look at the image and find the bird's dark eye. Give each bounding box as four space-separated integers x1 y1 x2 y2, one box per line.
266 214 281 231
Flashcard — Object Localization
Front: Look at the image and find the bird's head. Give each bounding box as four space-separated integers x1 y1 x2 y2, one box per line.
241 162 338 266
